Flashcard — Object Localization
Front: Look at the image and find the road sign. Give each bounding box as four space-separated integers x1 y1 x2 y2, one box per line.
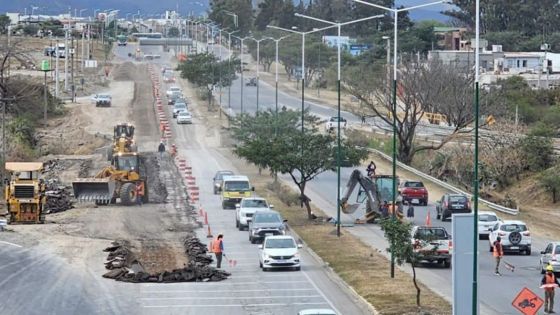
41 60 50 71
512 287 543 315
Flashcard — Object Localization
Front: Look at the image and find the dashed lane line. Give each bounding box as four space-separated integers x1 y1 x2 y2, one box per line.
143 302 328 308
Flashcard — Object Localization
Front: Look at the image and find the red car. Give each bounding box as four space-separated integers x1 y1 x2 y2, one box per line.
399 180 428 206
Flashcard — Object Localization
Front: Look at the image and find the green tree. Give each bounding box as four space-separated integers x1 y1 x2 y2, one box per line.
520 124 555 172
0 15 10 34
23 24 39 36
379 218 423 307
167 27 179 37
177 53 239 105
231 109 367 219
209 0 254 35
540 170 560 203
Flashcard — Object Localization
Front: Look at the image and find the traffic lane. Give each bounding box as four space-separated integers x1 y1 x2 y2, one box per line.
0 244 126 315
156 79 354 315
307 169 548 314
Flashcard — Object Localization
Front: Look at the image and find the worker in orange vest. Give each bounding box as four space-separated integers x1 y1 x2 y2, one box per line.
136 181 144 206
212 234 224 268
542 264 560 313
170 144 177 158
493 236 504 276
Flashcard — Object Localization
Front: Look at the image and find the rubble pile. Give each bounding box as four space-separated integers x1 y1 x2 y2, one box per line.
102 236 230 283
44 180 74 214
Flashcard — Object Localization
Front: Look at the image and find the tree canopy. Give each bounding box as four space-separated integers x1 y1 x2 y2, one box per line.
230 109 367 219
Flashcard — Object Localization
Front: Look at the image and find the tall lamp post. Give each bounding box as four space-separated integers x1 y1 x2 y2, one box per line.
232 35 251 113
266 24 337 143
247 37 272 115
269 35 290 116
294 12 384 238
223 30 239 109
354 0 449 278
472 0 481 313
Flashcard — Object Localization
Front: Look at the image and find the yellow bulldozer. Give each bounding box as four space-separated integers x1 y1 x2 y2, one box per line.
4 162 46 224
107 123 137 162
72 152 148 206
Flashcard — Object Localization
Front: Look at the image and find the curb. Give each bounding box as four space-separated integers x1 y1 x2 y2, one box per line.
288 226 379 315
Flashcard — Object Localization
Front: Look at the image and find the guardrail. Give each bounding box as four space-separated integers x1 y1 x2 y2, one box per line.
367 147 520 215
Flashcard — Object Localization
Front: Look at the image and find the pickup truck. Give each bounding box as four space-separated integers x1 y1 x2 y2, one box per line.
411 226 452 268
91 94 112 107
325 116 347 132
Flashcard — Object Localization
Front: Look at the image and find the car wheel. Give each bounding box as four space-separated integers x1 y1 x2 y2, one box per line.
444 259 451 268
541 262 546 274
489 245 493 252
250 236 255 244
294 267 301 271
259 261 262 268
222 202 226 209
262 267 268 272
436 213 441 220
213 189 217 195
526 248 531 256
235 219 239 228
238 224 243 231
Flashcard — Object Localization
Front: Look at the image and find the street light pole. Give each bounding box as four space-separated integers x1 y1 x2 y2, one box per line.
294 13 384 237
354 0 449 279
269 36 289 118
248 37 272 115
233 36 250 113
224 30 238 109
472 0 480 314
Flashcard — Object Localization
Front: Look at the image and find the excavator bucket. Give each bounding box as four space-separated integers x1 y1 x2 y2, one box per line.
341 203 360 214
72 178 116 203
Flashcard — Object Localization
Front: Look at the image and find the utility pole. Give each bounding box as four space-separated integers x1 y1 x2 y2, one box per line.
64 28 69 91
71 37 75 102
81 27 85 71
55 39 60 97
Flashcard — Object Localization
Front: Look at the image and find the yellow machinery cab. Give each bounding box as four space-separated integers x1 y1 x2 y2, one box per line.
4 162 46 224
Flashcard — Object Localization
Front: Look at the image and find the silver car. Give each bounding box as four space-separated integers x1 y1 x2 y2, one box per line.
540 242 560 274
478 211 500 239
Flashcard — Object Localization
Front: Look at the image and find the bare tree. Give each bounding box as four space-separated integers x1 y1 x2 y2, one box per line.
345 58 489 164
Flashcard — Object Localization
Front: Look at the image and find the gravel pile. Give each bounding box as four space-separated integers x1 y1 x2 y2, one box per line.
102 236 230 283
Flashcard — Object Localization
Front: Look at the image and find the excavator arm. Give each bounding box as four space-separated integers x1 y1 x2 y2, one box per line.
340 170 380 217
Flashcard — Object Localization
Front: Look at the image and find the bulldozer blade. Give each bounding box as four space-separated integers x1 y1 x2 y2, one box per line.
72 178 116 203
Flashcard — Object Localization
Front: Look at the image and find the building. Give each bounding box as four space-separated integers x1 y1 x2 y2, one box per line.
433 26 468 50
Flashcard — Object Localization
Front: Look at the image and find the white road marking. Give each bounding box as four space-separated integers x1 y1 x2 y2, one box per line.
144 288 316 294
141 280 310 286
143 302 328 308
140 295 322 301
0 260 24 271
0 258 46 288
302 270 341 315
0 241 22 248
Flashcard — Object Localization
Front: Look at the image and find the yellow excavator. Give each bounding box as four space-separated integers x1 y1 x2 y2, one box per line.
340 169 402 223
4 162 46 224
107 123 137 162
72 152 148 206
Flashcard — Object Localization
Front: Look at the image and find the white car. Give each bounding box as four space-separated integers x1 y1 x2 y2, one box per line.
540 242 560 274
166 86 182 98
258 235 302 271
235 197 273 231
325 116 347 132
488 220 531 255
478 211 501 239
172 103 188 118
176 111 192 124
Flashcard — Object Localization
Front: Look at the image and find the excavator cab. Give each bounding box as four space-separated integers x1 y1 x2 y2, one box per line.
4 162 46 224
114 123 134 140
115 153 139 173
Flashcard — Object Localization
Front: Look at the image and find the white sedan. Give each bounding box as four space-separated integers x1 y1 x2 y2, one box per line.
176 111 192 124
259 235 302 271
478 211 501 239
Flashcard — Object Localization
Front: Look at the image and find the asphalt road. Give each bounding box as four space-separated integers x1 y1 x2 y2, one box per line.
115 45 371 315
193 41 556 314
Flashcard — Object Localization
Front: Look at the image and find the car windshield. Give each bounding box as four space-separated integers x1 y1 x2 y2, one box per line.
555 246 560 254
254 213 282 224
479 214 497 222
500 224 527 232
224 180 250 191
215 172 233 180
242 199 268 208
265 238 295 249
404 181 424 188
449 195 467 202
414 228 448 240
169 87 180 92
174 104 187 109
178 112 190 117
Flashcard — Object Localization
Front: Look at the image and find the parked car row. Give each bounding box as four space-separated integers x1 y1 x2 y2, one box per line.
164 85 193 124
212 170 298 271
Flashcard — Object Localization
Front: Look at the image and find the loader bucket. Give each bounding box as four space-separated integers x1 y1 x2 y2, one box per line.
72 178 116 203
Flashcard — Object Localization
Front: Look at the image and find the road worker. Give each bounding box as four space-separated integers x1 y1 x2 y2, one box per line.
542 264 560 313
212 234 224 268
493 236 504 276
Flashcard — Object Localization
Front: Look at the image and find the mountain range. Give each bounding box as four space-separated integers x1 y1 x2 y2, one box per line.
1 0 451 21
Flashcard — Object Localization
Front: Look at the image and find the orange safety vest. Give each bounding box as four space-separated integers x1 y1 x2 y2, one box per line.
212 239 222 253
493 241 504 257
546 274 557 292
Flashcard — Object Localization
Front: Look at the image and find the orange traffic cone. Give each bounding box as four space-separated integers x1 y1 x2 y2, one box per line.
425 210 431 227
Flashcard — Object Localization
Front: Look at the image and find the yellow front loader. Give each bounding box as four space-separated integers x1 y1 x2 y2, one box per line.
4 162 46 224
107 123 137 162
73 152 148 206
